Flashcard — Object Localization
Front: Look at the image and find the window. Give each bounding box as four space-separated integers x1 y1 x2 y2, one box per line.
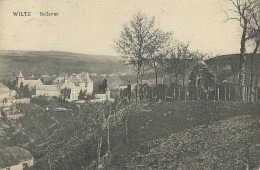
23 162 28 169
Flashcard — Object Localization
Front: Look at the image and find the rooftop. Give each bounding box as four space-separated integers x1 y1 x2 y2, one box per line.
0 146 33 168
0 82 9 90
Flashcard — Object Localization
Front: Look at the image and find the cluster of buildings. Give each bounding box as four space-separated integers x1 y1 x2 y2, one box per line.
0 71 95 118
0 82 23 119
16 71 94 102
0 70 116 119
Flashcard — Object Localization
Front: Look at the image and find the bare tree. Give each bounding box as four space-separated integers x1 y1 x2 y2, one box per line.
176 42 194 86
149 43 172 85
247 1 260 101
165 44 204 86
224 0 258 100
115 12 172 102
139 60 150 86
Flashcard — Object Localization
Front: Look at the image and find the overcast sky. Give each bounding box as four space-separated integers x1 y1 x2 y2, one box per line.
0 0 242 56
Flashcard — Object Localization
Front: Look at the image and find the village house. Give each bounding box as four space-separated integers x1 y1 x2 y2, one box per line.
37 84 61 97
0 83 10 102
0 80 30 119
16 71 43 96
17 71 61 98
0 146 34 170
16 71 43 91
0 82 18 113
53 75 68 84
91 87 114 103
70 74 85 89
61 80 81 101
79 72 93 95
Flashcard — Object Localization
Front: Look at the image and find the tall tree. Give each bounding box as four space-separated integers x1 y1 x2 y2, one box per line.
225 0 258 100
149 42 172 84
247 1 260 101
165 44 202 86
115 12 172 102
176 42 194 86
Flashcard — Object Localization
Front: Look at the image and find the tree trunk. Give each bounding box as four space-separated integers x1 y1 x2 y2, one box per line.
175 74 178 84
161 73 165 85
249 41 260 102
107 118 110 154
136 63 141 102
170 73 173 84
97 135 102 170
182 75 185 86
155 70 158 85
233 74 236 84
48 157 52 170
125 105 129 142
239 19 248 101
140 66 145 86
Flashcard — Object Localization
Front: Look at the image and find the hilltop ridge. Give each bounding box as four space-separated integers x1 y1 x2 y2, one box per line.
0 50 131 81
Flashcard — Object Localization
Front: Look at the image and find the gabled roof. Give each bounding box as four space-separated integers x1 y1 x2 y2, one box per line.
0 82 9 91
61 81 79 89
23 79 43 88
53 76 68 84
80 72 93 83
70 74 84 83
0 146 34 168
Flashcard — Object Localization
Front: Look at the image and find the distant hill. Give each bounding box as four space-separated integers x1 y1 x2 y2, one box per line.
0 50 132 81
205 53 260 85
206 53 260 69
146 53 260 86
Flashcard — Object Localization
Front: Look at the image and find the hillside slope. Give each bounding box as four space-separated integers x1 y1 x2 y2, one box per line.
126 115 259 169
0 50 131 81
0 101 259 169
206 53 260 84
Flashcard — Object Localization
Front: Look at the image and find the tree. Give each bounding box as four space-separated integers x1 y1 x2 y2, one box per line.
247 1 260 101
78 90 85 100
140 61 150 85
165 43 202 86
98 79 108 94
224 0 259 100
149 43 172 84
23 85 31 98
176 42 194 86
115 12 172 102
206 56 232 84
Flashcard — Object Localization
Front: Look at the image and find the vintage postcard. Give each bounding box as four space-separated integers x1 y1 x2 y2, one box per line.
0 0 259 169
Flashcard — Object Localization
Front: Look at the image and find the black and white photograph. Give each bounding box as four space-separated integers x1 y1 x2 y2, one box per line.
0 0 259 169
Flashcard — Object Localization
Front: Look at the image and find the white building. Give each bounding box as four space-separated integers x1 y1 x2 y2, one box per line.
16 71 94 100
17 71 62 98
16 71 43 96
0 146 34 170
91 87 114 103
61 81 81 101
0 83 10 102
80 72 93 95
37 85 61 97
